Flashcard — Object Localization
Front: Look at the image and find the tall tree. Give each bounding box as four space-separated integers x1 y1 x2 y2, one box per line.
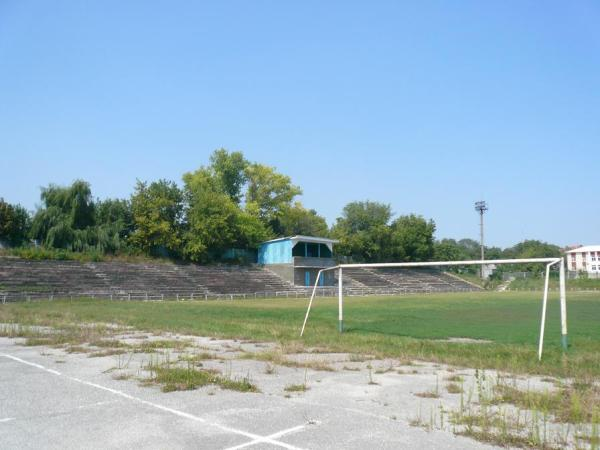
209 148 248 204
434 239 466 261
245 163 302 227
389 214 436 262
30 180 97 248
129 179 184 256
273 202 329 237
331 201 392 262
96 199 133 232
95 198 134 249
0 199 30 247
182 167 268 262
503 240 561 259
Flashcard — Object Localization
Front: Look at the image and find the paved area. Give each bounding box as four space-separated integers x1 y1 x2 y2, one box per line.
0 335 499 449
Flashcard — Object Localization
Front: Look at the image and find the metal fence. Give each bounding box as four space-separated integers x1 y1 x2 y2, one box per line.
1 286 482 304
3 285 596 304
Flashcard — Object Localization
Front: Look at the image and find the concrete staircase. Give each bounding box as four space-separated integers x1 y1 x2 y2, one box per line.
0 257 300 299
341 267 481 294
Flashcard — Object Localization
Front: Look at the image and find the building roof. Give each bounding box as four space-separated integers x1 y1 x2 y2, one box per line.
260 235 339 245
565 245 600 254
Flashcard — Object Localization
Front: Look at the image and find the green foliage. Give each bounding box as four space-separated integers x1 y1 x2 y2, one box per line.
332 202 435 262
28 180 129 253
273 202 329 237
129 179 184 256
331 201 391 262
389 214 436 261
96 199 133 235
3 148 569 266
434 239 466 261
6 246 105 262
39 180 95 230
245 163 302 226
0 199 30 246
182 166 269 262
209 148 249 204
335 201 392 234
31 180 94 244
503 240 561 259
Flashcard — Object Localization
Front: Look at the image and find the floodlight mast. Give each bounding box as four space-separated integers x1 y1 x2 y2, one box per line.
474 201 488 278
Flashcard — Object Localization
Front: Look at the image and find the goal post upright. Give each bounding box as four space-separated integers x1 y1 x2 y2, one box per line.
537 262 552 361
559 258 568 351
338 266 343 333
300 257 567 360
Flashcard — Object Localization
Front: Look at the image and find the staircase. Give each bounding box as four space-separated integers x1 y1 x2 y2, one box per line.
0 257 301 299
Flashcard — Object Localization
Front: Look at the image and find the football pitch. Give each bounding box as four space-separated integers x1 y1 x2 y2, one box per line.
2 291 599 377
2 291 600 449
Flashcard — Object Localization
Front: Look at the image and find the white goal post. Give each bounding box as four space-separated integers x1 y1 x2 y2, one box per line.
300 258 567 361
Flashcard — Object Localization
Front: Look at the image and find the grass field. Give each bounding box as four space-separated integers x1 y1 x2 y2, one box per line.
1 291 599 378
507 276 600 291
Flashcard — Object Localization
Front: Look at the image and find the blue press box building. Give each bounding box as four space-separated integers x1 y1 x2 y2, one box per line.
258 235 338 286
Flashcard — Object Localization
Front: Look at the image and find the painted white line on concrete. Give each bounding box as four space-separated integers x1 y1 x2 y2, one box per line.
294 398 399 423
76 400 118 410
0 418 15 423
224 423 309 450
0 353 62 375
1 352 304 450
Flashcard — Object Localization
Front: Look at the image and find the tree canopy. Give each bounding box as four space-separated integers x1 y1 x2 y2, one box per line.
0 149 568 265
129 179 184 256
331 202 436 263
0 199 30 247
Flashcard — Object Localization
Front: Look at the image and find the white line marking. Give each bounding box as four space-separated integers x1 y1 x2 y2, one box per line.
76 400 118 410
0 418 15 423
224 423 309 450
1 352 304 450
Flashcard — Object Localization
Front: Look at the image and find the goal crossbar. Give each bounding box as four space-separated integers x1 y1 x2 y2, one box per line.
300 257 567 361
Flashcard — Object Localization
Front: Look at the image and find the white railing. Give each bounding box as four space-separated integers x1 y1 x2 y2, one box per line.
0 285 488 303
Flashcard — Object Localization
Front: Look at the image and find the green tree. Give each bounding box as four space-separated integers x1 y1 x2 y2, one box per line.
182 167 268 262
30 180 98 249
96 199 133 236
389 214 436 262
457 238 481 260
434 238 466 261
503 239 561 259
94 198 134 253
245 163 302 227
129 179 184 256
335 201 392 234
209 148 248 204
40 180 95 230
502 239 562 273
0 199 30 246
274 202 329 237
331 201 392 262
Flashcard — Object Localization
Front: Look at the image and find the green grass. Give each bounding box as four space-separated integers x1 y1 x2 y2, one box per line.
149 365 259 393
508 276 600 291
1 291 599 378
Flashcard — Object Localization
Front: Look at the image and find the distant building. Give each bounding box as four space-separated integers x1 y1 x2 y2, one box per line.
258 235 338 286
565 245 600 275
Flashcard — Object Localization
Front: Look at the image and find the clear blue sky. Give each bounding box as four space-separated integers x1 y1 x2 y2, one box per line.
1 1 599 248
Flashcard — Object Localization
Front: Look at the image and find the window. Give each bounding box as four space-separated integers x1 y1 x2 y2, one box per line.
292 243 304 257
319 244 332 258
306 243 319 257
592 266 597 271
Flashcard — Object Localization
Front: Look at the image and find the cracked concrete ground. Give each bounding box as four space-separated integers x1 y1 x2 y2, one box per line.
1 329 537 450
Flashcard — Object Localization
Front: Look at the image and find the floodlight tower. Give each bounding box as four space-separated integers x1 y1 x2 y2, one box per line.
474 201 488 277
